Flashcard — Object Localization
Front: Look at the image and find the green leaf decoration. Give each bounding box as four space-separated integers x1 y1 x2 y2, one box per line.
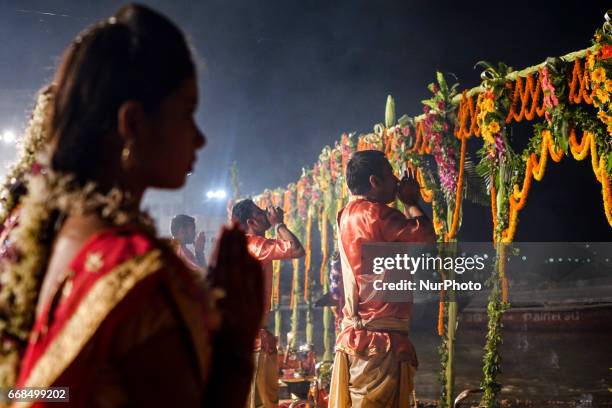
397 114 411 128
437 71 448 93
474 60 495 72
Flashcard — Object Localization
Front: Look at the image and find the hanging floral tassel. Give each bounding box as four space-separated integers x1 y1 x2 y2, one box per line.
432 204 444 236
289 270 295 310
444 136 466 241
272 260 281 308
283 189 291 215
437 290 446 336
272 259 282 339
303 206 313 302
416 168 434 203
290 257 300 348
502 278 509 304
490 185 498 243
319 208 329 284
499 244 509 304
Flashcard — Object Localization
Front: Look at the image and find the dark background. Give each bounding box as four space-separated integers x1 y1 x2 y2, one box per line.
0 0 610 241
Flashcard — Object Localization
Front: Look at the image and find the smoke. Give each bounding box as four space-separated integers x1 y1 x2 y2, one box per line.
0 0 609 239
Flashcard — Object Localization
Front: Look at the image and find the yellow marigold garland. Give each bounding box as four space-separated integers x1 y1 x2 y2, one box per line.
416 167 434 203
272 259 281 308
530 140 548 181
501 126 612 244
511 160 533 208
569 128 591 160
303 205 313 302
319 208 329 284
602 170 612 226
432 207 445 235
290 258 298 309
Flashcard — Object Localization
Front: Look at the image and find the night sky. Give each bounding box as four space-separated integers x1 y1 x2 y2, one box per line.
0 0 610 241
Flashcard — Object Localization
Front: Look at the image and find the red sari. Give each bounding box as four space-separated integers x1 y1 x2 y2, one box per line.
15 226 212 407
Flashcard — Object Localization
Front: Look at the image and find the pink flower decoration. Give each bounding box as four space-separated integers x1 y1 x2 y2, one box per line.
494 134 506 158
551 94 559 106
545 111 552 123
30 162 43 175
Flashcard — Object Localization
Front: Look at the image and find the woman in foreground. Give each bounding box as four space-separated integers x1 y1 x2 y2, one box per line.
0 4 262 407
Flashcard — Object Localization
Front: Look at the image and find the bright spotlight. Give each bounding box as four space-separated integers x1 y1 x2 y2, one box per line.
206 189 227 200
1 130 16 144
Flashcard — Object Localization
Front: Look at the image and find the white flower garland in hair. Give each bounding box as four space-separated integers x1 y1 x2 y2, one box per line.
0 151 155 389
0 88 54 224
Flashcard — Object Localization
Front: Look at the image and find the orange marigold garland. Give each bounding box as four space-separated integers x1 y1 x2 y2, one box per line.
569 57 593 105
445 136 466 241
491 185 498 242
437 293 445 336
498 244 509 304
455 91 483 139
505 72 545 124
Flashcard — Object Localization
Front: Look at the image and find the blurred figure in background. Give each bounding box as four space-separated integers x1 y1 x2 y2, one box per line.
171 213 207 271
232 198 305 408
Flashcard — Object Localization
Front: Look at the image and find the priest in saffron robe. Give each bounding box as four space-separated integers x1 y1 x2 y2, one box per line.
329 150 436 407
231 199 305 408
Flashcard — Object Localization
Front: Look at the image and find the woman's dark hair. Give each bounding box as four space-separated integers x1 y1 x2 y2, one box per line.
50 4 195 185
345 150 387 195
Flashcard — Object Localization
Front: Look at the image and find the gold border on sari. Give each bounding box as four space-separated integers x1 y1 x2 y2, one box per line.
14 250 163 408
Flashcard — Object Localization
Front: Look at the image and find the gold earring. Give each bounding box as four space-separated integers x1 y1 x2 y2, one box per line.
121 140 134 170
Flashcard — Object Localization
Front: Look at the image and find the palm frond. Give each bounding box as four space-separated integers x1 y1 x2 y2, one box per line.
463 158 490 206
475 157 495 195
